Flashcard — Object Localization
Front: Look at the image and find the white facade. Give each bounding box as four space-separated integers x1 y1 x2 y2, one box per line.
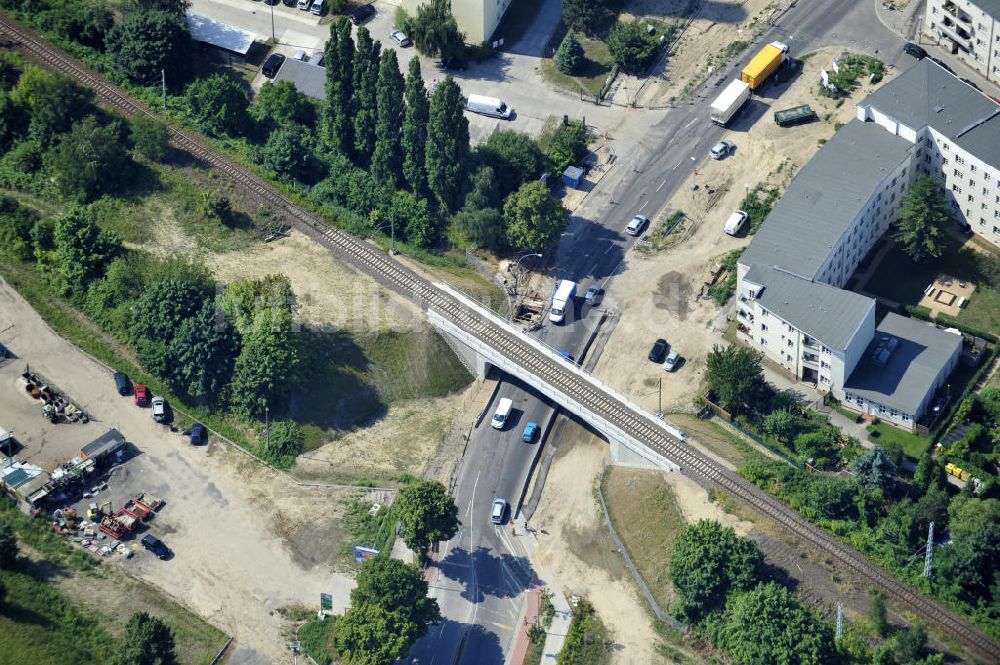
924 0 1000 84
400 0 513 44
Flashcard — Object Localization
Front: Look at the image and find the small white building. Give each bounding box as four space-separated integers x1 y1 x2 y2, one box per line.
923 0 1000 84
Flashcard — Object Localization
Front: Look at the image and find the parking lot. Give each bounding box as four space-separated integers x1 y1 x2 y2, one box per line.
0 280 357 664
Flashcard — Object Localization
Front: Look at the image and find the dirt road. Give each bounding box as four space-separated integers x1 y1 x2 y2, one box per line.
0 278 356 664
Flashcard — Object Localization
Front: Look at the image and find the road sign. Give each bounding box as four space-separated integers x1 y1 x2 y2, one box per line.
320 593 333 612
353 545 380 563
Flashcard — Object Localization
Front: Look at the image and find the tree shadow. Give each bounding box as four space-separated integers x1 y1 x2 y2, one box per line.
434 545 541 603
407 618 505 665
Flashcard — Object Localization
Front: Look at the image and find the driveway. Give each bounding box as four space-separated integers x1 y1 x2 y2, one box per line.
0 279 354 665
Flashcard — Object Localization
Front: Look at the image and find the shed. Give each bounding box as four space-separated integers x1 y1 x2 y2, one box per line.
185 14 257 57
79 429 126 463
562 166 584 189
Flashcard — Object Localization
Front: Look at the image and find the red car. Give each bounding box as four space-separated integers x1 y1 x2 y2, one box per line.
133 384 150 407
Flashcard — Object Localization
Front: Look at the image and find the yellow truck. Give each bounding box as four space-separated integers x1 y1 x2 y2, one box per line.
741 41 789 89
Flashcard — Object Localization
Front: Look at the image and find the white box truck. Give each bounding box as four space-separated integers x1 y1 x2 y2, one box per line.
466 94 513 119
710 80 751 125
549 280 576 324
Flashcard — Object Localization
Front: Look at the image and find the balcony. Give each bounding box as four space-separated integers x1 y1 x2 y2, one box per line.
802 336 820 350
938 19 972 48
802 353 820 368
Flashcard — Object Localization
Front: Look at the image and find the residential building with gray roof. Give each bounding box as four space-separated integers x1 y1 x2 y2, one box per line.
923 0 1000 85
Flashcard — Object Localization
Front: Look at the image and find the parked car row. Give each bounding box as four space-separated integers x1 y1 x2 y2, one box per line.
112 371 206 444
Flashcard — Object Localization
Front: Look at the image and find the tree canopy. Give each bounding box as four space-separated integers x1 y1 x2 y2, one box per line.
115 611 177 665
607 21 660 74
184 74 252 137
851 447 897 491
323 18 355 155
425 77 469 212
404 0 465 59
562 0 619 36
704 344 768 415
372 49 405 187
479 130 548 198
668 519 763 622
503 180 568 250
261 125 315 183
0 518 17 568
46 117 132 202
130 114 170 162
50 208 122 296
895 175 949 263
351 556 441 636
252 81 315 127
335 603 413 665
105 11 191 84
401 57 429 195
394 480 460 557
555 32 584 75
13 70 95 147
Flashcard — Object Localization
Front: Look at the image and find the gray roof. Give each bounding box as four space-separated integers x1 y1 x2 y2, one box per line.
956 114 1000 168
844 313 962 415
273 58 326 101
968 0 1000 19
743 264 875 351
860 58 999 139
185 15 256 55
738 120 912 280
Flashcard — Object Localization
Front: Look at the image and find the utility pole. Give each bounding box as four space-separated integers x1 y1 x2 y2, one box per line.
264 405 270 452
390 218 397 255
836 603 843 640
270 1 276 43
161 69 166 109
658 376 662 416
923 521 935 577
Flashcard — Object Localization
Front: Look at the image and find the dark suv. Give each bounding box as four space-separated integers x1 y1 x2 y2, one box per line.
141 534 171 560
262 53 285 79
349 3 375 24
903 42 927 59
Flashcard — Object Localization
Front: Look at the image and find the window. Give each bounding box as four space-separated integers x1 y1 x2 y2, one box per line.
953 168 962 177
787 339 793 348
969 179 975 187
986 188 991 196
970 164 977 172
760 338 768 346
761 323 768 331
969 194 975 202
952 184 962 193
955 155 964 164
821 376 831 385
943 143 950 151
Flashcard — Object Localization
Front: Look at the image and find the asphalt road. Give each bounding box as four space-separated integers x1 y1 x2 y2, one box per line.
411 1 912 663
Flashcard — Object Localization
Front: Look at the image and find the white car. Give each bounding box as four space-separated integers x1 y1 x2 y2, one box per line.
584 284 602 305
151 396 166 423
491 498 508 525
724 210 748 236
625 214 649 236
390 30 412 47
292 50 307 61
663 350 681 372
711 140 735 159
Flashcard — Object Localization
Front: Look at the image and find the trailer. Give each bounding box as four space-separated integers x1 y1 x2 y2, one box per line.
710 80 751 125
741 41 789 89
135 492 164 513
773 104 817 127
98 512 137 540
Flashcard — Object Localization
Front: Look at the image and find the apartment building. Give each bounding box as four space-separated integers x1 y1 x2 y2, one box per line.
923 0 1000 84
399 0 514 44
735 59 997 429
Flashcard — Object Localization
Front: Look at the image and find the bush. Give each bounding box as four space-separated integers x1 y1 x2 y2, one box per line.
258 420 304 469
607 21 660 74
547 120 591 174
129 114 170 162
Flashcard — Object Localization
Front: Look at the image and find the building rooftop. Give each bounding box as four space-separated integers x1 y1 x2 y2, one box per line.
956 114 1000 168
861 58 999 139
273 57 326 101
844 313 962 415
738 120 912 281
185 15 256 56
743 264 875 351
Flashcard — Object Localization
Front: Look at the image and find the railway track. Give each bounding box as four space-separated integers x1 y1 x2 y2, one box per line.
2 15 997 660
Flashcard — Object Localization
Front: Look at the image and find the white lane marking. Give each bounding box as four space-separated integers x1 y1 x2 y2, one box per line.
684 117 698 129
590 262 598 275
604 243 615 255
637 200 648 212
672 160 682 170
656 179 667 192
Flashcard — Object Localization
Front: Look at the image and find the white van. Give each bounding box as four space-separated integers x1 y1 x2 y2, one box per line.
296 0 310 10
724 210 748 236
466 94 513 119
310 0 324 15
491 397 513 430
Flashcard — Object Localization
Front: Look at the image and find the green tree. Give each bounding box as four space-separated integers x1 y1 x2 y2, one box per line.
547 120 590 174
46 117 132 202
335 603 413 665
394 480 460 558
607 20 659 74
384 191 436 247
372 49 405 187
51 208 122 296
352 27 380 166
425 77 469 212
851 447 897 491
323 18 355 155
184 74 251 137
115 611 176 665
130 114 170 162
713 582 835 665
704 345 768 415
869 591 889 637
891 623 928 664
259 420 303 468
37 1 113 50
946 522 1000 600
166 298 234 402
14 71 95 147
124 0 190 17
0 518 17 568
895 176 949 263
261 125 315 183
912 452 944 493
762 409 798 442
555 32 584 75
0 194 38 262
405 0 465 59
105 11 191 84
804 477 855 519
452 207 503 250
351 557 441 638
947 495 1000 541
0 88 23 150
668 519 763 622
562 0 618 36
503 180 567 249
479 130 547 198
251 81 315 127
131 279 213 376
463 165 501 211
402 57 429 195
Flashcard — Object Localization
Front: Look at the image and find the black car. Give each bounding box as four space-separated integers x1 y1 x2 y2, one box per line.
349 3 376 24
263 0 279 4
282 0 296 5
190 423 207 445
903 42 927 59
960 78 981 91
261 53 285 79
113 372 131 396
141 534 171 560
929 57 953 73
648 338 668 362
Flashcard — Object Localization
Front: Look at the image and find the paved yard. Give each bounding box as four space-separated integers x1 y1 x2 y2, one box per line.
0 279 356 665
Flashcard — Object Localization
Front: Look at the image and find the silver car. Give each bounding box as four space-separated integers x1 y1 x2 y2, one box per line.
625 214 648 236
711 140 735 159
390 30 412 47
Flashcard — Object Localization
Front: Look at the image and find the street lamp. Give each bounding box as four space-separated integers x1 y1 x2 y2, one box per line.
269 0 276 43
745 182 751 209
512 253 543 297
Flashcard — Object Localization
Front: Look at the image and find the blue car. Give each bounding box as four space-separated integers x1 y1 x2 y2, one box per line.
521 421 540 443
558 351 574 362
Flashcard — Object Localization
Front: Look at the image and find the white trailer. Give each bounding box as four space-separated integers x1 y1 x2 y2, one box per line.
710 80 751 125
549 280 576 324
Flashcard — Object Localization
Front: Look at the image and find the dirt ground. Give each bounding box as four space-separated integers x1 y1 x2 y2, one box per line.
0 279 358 665
620 0 789 106
593 47 895 412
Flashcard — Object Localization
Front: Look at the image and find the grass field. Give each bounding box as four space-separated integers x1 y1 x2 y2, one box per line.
601 467 687 611
669 414 749 466
866 421 931 459
540 24 614 98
